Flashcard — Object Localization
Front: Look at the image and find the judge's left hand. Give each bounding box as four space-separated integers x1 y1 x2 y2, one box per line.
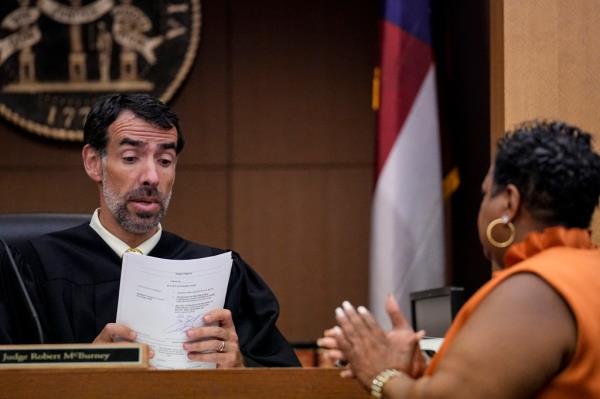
93 322 136 343
317 326 347 366
183 308 244 368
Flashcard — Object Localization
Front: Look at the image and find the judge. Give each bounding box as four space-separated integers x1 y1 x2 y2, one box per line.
0 93 300 368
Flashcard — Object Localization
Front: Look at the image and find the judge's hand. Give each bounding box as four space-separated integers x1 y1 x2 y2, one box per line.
183 308 244 368
333 296 425 389
93 322 136 343
317 326 348 367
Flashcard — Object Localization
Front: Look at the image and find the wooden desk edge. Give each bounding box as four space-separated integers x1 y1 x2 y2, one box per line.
0 367 369 399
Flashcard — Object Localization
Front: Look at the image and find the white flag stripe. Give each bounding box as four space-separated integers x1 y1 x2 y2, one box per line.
370 66 444 329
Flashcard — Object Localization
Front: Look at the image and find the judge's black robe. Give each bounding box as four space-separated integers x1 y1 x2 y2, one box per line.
0 224 300 367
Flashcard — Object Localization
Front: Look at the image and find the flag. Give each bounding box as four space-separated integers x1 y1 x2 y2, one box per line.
370 0 444 328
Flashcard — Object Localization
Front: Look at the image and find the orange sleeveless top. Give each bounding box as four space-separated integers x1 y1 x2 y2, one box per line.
426 227 600 398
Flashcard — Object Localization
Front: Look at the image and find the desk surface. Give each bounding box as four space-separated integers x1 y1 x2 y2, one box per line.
0 367 369 399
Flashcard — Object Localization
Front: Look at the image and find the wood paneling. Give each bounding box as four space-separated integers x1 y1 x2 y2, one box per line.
0 127 83 168
231 168 372 341
502 1 559 132
172 0 229 167
162 169 228 249
231 0 376 165
495 0 600 141
489 0 504 157
495 0 600 242
0 170 96 212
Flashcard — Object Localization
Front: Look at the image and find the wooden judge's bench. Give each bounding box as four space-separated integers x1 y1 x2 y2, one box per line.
0 368 368 398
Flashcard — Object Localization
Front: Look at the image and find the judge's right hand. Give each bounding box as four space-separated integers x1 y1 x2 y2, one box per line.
93 323 137 343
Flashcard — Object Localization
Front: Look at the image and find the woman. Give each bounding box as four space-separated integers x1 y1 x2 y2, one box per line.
319 121 600 398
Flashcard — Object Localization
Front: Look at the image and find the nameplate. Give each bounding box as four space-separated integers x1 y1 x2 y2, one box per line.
0 343 148 369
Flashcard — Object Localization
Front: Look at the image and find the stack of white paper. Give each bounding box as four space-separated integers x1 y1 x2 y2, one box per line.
116 252 233 369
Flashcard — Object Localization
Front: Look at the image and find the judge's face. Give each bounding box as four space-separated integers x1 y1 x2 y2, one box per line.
96 111 177 235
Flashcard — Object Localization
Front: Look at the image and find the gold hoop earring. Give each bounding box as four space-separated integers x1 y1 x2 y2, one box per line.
486 216 515 248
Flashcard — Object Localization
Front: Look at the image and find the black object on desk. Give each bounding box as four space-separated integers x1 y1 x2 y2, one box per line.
410 287 464 338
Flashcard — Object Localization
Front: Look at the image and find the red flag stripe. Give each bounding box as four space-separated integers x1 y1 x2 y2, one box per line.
377 20 433 176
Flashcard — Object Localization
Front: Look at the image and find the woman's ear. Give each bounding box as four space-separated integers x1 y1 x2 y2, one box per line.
505 183 521 220
82 144 103 183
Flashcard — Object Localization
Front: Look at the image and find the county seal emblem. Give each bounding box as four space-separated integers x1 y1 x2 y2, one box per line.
0 0 201 140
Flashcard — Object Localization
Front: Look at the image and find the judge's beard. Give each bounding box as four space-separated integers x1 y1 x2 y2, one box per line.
102 179 172 235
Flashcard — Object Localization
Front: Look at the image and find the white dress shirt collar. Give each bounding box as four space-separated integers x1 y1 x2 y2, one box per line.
89 209 162 258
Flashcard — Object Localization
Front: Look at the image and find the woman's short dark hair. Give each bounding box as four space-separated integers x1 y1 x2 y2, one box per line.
83 93 184 155
493 120 600 228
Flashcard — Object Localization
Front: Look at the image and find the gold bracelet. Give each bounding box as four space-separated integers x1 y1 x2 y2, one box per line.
370 369 402 398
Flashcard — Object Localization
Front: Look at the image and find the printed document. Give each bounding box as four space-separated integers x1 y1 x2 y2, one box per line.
116 252 233 369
